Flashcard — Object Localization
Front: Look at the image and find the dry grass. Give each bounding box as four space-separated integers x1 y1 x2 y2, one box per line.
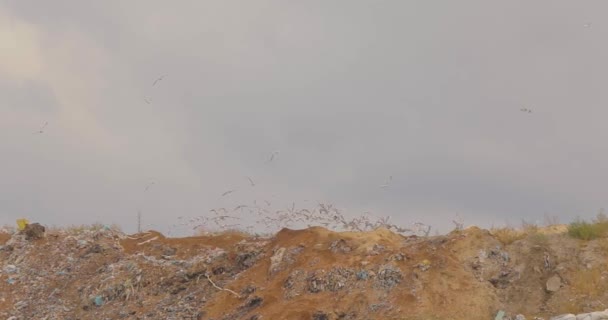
48 223 123 235
490 220 548 245
490 227 527 245
570 267 607 297
193 227 254 238
555 299 584 315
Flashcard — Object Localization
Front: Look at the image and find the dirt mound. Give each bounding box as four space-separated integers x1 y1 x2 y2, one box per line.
1 224 607 319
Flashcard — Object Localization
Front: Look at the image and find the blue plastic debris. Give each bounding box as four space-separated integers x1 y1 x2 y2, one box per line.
7 278 16 285
94 296 104 306
356 270 369 280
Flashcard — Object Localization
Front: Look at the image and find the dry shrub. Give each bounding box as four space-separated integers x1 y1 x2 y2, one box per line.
568 219 608 241
490 227 526 245
555 300 584 315
570 267 607 297
521 220 539 234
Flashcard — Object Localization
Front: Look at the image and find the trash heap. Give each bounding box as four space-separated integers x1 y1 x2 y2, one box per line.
1 223 608 319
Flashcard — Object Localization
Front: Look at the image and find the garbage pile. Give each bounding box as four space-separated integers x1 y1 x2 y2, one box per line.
1 223 608 319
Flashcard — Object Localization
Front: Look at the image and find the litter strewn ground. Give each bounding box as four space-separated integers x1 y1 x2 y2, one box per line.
1 224 608 319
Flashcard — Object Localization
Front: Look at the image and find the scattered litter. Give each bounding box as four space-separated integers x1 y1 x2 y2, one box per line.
93 295 104 306
495 310 505 320
16 219 29 231
136 236 159 246
356 270 369 280
3 264 17 273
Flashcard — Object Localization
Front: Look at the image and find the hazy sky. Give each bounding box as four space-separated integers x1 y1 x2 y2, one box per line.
2 1 608 235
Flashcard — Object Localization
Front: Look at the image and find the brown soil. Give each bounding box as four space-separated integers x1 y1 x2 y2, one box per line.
1 225 607 319
0 233 10 245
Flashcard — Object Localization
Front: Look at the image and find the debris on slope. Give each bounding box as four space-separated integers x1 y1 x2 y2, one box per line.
1 224 608 319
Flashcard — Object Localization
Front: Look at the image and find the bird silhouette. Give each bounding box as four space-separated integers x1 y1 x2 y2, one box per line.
380 175 393 188
267 151 280 163
34 122 48 134
144 182 155 192
221 190 235 197
152 75 167 86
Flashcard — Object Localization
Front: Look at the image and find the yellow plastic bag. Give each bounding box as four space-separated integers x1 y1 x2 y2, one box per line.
16 218 29 231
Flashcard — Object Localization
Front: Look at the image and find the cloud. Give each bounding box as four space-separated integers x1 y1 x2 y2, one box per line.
2 1 608 234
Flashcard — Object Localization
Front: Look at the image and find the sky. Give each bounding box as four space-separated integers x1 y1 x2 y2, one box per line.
2 1 608 235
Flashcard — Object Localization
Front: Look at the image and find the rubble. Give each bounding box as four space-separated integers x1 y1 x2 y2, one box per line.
22 222 45 240
546 275 562 292
1 224 608 319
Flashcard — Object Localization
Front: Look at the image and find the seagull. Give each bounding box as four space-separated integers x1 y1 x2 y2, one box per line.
144 182 155 192
35 122 48 134
380 175 393 188
152 74 167 86
267 150 280 163
246 176 255 187
221 190 235 197
520 108 532 113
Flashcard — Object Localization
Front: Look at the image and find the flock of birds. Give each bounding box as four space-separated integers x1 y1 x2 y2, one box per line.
31 73 539 235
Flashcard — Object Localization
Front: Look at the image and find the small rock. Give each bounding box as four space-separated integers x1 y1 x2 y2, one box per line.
23 223 45 240
515 315 526 320
576 311 608 320
546 274 562 292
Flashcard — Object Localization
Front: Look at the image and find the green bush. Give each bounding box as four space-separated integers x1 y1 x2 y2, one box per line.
568 217 608 240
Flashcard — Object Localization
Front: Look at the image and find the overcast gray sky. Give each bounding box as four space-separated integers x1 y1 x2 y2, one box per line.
2 1 608 235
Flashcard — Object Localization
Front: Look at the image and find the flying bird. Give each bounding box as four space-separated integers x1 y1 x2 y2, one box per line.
221 190 235 197
35 122 48 134
267 150 280 163
520 108 532 113
380 175 393 188
143 97 151 104
152 74 167 86
246 176 255 187
144 182 155 192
